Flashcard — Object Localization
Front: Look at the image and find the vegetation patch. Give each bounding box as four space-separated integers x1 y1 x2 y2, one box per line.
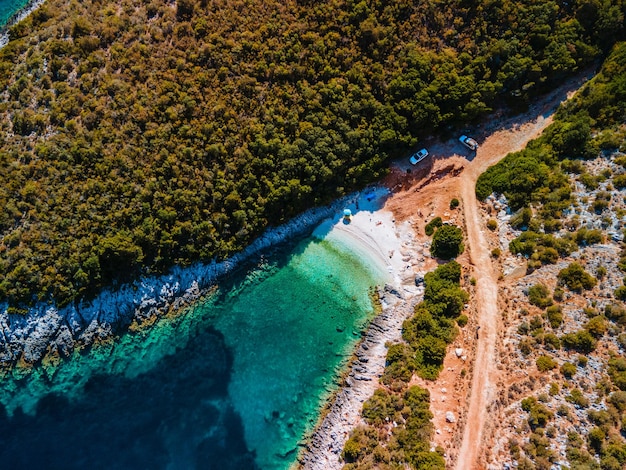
0 0 620 308
430 224 464 260
344 261 468 468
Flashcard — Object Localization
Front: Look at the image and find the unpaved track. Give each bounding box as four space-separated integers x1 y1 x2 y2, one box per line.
453 75 590 469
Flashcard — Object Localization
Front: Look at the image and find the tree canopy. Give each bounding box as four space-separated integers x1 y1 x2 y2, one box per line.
0 0 624 308
430 224 464 259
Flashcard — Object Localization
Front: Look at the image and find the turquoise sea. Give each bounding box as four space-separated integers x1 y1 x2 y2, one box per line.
0 230 389 469
0 3 389 467
0 0 29 27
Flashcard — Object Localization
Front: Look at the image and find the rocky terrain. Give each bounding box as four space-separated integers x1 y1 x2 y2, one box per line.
481 153 626 468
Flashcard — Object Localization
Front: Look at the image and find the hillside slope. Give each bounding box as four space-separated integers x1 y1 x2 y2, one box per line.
0 0 623 308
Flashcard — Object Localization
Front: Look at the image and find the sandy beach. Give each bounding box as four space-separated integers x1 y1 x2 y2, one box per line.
300 188 426 469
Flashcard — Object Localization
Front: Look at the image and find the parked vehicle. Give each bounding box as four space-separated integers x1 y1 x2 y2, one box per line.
459 135 478 151
409 148 429 165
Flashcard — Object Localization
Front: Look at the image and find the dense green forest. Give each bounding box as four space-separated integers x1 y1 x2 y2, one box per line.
0 0 624 308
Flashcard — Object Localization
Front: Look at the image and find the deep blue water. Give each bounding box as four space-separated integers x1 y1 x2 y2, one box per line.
0 0 29 27
0 329 256 470
0 233 387 469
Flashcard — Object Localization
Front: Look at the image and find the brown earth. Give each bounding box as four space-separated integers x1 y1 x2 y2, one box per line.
379 71 591 469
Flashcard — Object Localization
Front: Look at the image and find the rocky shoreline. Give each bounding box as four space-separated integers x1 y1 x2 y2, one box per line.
0 191 369 369
298 283 420 469
0 0 47 48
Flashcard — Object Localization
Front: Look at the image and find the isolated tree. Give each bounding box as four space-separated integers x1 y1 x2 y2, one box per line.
430 224 464 259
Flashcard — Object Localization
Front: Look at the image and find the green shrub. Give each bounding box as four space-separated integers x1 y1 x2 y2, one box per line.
521 397 553 429
613 173 626 189
557 263 597 291
561 330 597 353
529 315 544 333
449 198 460 209
608 391 626 412
614 285 626 301
605 304 626 325
583 307 598 318
519 338 533 355
424 217 443 236
381 343 413 385
546 305 563 328
428 261 462 283
510 208 533 229
579 172 599 190
608 357 626 391
456 314 468 327
362 389 401 426
587 426 605 454
491 248 501 258
402 262 466 381
487 219 497 231
528 284 553 309
536 355 557 372
561 159 584 173
430 224 464 260
592 198 609 214
584 316 608 337
509 231 575 260
342 436 362 463
575 228 604 246
549 382 559 396
553 287 564 302
566 388 590 408
342 426 378 463
560 362 577 378
538 247 559 264
543 333 561 350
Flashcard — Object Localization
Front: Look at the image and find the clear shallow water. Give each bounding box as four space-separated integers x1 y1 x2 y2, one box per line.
0 232 388 469
0 0 29 27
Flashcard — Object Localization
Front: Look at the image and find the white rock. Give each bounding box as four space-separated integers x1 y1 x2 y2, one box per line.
446 411 456 423
455 348 463 357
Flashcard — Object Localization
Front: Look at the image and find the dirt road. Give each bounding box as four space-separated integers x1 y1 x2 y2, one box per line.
453 77 589 469
302 68 591 470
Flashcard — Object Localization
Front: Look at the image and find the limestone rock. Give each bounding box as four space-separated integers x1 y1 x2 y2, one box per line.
52 325 75 358
22 309 62 363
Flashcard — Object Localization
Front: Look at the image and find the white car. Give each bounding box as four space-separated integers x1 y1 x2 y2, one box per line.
459 135 478 151
409 148 429 165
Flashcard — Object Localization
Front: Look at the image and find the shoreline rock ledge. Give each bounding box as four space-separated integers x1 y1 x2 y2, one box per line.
0 192 368 369
298 283 420 470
